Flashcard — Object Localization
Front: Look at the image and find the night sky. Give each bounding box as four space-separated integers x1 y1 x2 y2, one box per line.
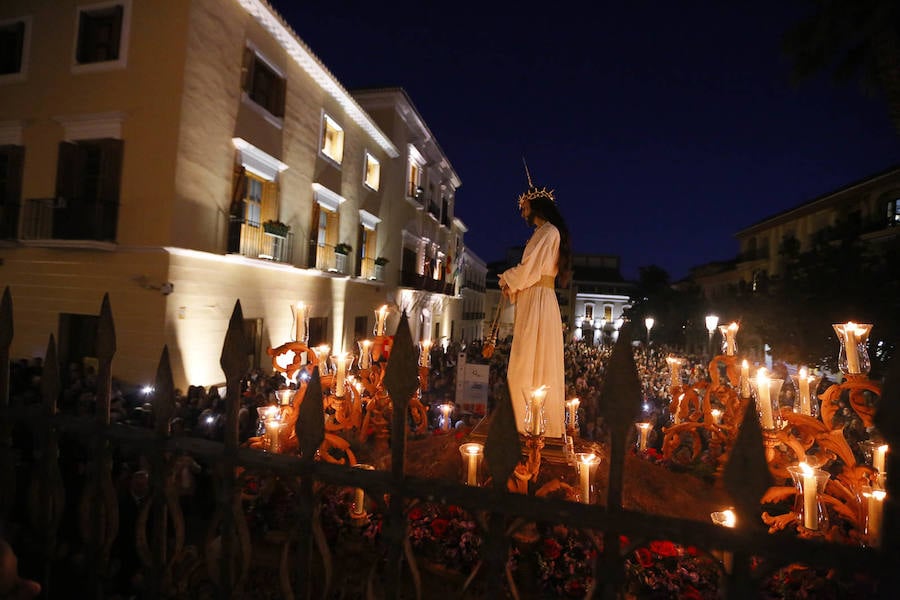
266 0 900 281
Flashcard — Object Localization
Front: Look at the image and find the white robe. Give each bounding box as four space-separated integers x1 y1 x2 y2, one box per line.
499 222 566 438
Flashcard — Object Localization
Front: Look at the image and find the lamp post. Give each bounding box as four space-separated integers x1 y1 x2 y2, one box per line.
705 314 719 359
645 317 655 347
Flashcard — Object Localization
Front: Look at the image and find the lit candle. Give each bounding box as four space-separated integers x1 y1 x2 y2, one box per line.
419 339 433 368
635 422 651 451
799 462 818 530
440 403 453 432
459 442 483 486
740 360 750 398
710 408 722 425
266 418 281 453
873 444 889 474
674 393 685 424
374 305 389 336
566 398 580 431
863 487 886 547
795 367 813 416
576 452 599 504
358 339 372 370
756 368 775 430
332 352 349 397
665 356 683 389
719 322 739 356
293 301 309 343
529 386 548 436
710 509 736 573
350 464 375 517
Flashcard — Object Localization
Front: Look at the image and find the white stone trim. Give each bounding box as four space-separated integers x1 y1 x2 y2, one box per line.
234 0 398 158
232 137 289 181
408 144 425 166
54 111 125 140
312 183 345 212
0 121 24 145
71 0 132 74
358 210 381 231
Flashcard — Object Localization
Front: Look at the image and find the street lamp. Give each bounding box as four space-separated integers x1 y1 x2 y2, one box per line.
705 314 719 358
645 317 655 347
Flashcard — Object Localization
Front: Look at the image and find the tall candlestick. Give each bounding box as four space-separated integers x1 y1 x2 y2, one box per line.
799 462 818 530
740 360 750 398
756 368 775 430
459 442 483 486
293 301 309 343
266 418 281 453
873 444 889 474
665 356 683 389
635 422 651 451
332 352 349 397
374 305 389 337
419 339 433 368
719 322 739 356
528 386 548 436
863 487 886 547
795 367 814 416
358 339 372 370
566 398 580 431
575 452 599 504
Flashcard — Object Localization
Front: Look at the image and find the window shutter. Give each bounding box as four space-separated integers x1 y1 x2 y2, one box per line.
241 47 254 92
307 202 320 268
55 141 83 203
324 210 338 247
2 146 24 206
97 139 124 206
366 229 377 260
109 6 124 60
260 179 278 224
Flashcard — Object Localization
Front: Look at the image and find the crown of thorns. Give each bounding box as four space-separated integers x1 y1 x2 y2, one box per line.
518 157 556 207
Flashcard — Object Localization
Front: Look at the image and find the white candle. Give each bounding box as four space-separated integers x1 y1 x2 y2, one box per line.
873 444 888 474
719 322 739 356
576 453 598 504
796 367 812 415
460 443 483 486
665 356 683 389
674 393 685 424
529 386 548 436
864 487 886 547
756 369 775 430
358 339 372 370
636 422 651 451
374 305 389 336
710 408 722 425
741 360 750 398
293 301 308 342
845 322 860 374
440 403 453 432
710 509 736 572
350 464 375 517
799 462 818 530
333 352 349 397
266 418 281 453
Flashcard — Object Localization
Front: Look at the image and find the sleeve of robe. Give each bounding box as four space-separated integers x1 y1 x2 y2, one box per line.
498 224 559 304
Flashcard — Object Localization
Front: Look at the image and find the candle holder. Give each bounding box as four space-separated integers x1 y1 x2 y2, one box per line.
710 509 736 573
565 398 580 435
792 367 819 417
349 464 376 519
718 322 739 356
373 305 389 337
832 322 873 375
459 442 484 486
357 339 373 370
274 388 296 408
330 353 353 398
438 402 454 432
292 301 310 344
787 463 830 532
635 422 652 452
861 485 886 548
256 405 277 438
863 440 889 476
524 386 548 437
574 452 600 504
751 369 784 431
418 339 433 368
313 345 331 374
709 408 723 425
665 356 684 390
265 417 283 453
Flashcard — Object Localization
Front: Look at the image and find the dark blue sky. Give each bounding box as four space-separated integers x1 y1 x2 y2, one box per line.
267 1 900 281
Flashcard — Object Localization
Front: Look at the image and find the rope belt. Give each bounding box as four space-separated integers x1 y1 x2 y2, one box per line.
536 275 556 288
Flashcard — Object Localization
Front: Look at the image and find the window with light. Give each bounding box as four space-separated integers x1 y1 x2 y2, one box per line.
321 115 344 164
364 152 380 191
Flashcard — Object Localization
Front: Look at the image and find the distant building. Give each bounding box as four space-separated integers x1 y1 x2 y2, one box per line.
0 0 471 389
693 165 900 299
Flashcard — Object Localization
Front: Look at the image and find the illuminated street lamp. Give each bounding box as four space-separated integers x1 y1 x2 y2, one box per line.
705 314 719 358
645 317 655 347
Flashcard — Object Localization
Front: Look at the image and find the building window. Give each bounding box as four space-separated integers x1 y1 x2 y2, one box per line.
321 114 344 165
53 139 123 241
584 304 594 321
0 145 24 239
357 224 377 278
245 176 263 226
887 198 900 227
407 161 420 199
74 1 131 70
603 305 613 321
241 47 285 119
0 19 27 77
363 152 380 191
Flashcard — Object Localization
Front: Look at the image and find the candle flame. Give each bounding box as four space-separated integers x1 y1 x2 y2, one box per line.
578 453 599 465
711 509 737 528
799 462 814 476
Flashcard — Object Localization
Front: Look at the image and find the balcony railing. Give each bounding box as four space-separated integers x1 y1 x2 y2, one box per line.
20 197 118 242
0 201 20 239
400 269 455 295
228 217 293 264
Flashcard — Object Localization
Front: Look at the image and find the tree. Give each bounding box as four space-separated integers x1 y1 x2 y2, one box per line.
783 0 900 135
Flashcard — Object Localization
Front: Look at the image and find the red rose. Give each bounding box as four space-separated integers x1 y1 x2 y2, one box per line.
542 538 562 560
649 540 678 557
409 507 423 521
431 518 449 536
686 545 699 556
635 547 654 568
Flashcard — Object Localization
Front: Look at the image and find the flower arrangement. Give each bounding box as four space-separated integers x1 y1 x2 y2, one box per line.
623 538 722 599
374 256 390 266
407 502 481 574
335 242 353 255
262 220 290 237
533 525 599 597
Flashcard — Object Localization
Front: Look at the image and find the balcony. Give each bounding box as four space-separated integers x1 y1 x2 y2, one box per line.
462 311 485 321
400 269 455 296
228 217 293 264
20 197 118 242
0 201 19 240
